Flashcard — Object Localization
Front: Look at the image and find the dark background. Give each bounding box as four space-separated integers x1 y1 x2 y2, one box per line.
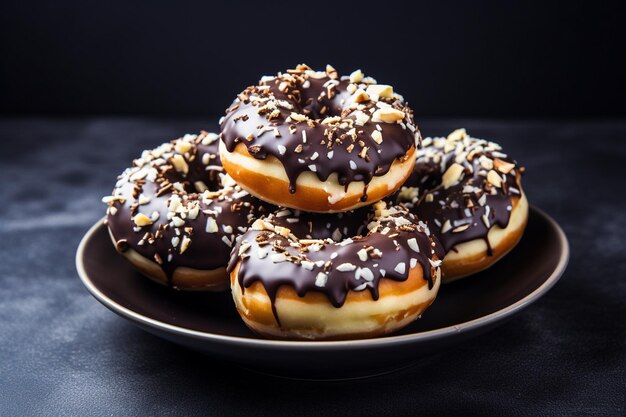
1 0 625 118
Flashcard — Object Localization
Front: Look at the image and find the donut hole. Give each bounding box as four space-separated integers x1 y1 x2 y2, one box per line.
269 76 352 121
202 168 227 192
162 164 226 195
299 94 344 120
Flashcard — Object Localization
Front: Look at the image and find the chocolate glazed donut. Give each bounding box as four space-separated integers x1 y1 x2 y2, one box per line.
395 129 529 282
103 132 273 290
219 64 421 213
228 201 444 340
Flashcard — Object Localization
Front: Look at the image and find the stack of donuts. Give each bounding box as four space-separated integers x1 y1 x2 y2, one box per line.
103 64 528 340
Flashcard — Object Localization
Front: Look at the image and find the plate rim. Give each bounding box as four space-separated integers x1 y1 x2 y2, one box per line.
76 205 569 351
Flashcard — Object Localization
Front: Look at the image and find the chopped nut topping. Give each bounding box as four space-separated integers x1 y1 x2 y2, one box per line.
349 69 364 83
170 154 189 174
102 195 126 204
354 111 370 126
407 238 420 253
201 132 219 145
494 158 515 174
372 107 405 123
133 213 153 227
290 112 309 122
336 263 357 272
447 128 467 142
394 262 406 274
321 116 342 125
481 213 490 228
357 267 374 281
315 272 328 287
371 130 383 144
221 236 233 247
205 217 218 233
274 225 291 237
171 216 185 227
366 84 393 99
172 236 191 255
238 241 252 256
175 141 192 154
352 89 370 103
194 181 208 193
138 194 151 205
271 253 288 263
479 155 494 170
442 163 465 189
441 219 452 233
251 218 267 231
325 64 338 79
487 170 503 187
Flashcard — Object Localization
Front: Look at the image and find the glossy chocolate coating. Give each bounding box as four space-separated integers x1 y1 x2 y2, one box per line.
220 65 420 196
395 129 523 254
228 203 444 322
103 132 273 286
266 206 373 241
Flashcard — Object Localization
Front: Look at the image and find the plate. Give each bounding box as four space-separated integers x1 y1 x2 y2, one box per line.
76 206 568 379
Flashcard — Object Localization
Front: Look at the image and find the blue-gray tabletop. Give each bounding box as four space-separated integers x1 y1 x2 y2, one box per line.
1 118 624 416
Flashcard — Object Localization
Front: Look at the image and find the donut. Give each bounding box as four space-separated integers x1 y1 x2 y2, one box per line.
103 131 272 290
219 64 420 213
395 128 528 282
227 201 444 340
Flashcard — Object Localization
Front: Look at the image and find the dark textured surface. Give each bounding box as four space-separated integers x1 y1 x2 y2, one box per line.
0 118 624 416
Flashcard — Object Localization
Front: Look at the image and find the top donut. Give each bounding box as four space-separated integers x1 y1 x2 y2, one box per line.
219 64 420 213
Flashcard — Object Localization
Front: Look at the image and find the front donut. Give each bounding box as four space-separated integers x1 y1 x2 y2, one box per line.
219 64 420 213
227 201 444 340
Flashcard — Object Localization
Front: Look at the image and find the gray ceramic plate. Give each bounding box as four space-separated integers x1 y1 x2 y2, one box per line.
76 206 568 379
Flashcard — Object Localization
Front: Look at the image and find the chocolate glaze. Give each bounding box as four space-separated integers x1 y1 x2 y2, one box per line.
266 206 373 241
103 132 274 287
227 203 444 323
220 64 420 198
394 129 523 253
